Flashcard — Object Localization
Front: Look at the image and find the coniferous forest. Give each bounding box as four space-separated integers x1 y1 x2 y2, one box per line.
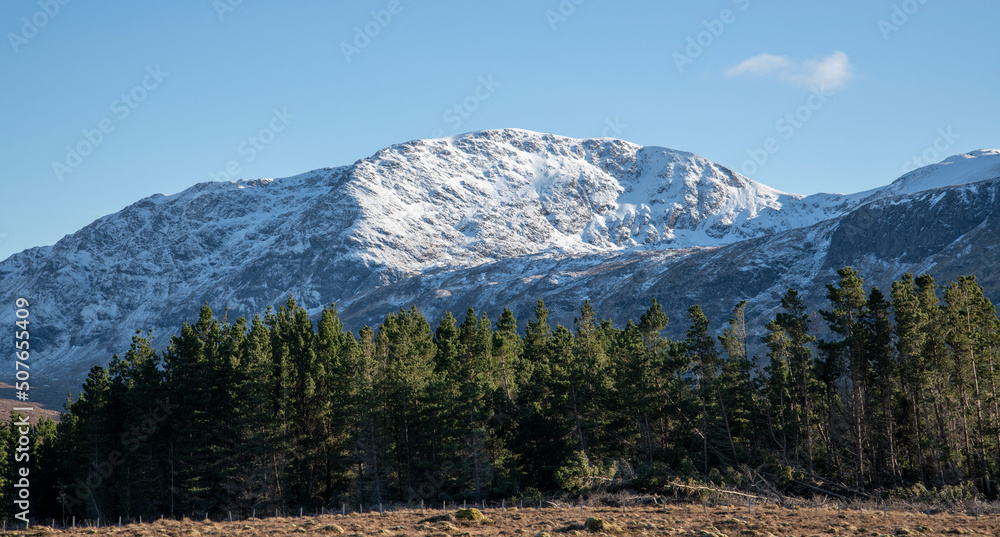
3 267 1000 522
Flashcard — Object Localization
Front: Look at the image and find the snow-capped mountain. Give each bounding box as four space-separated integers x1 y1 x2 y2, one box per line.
3 129 999 407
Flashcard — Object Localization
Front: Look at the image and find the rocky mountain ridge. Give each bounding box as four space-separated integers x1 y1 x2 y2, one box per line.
3 129 999 407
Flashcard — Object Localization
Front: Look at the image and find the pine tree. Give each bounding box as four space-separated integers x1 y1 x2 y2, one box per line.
862 287 900 485
943 276 998 493
571 300 611 455
820 267 870 486
434 311 461 378
163 303 225 514
891 273 932 484
778 290 818 474
269 296 329 506
107 330 168 516
492 307 522 402
352 325 389 504
763 316 794 462
923 274 964 484
229 314 282 511
685 305 723 476
717 300 758 462
639 301 693 475
452 308 498 499
29 417 60 519
377 306 438 499
316 303 356 504
513 301 574 491
68 365 115 518
631 300 671 468
524 299 552 366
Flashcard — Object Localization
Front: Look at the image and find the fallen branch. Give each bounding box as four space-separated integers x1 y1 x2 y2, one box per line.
666 481 767 501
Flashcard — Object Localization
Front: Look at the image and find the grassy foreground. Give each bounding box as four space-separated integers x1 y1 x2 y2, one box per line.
4 503 999 537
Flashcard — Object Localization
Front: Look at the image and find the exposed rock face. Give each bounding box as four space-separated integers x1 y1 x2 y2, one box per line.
2 128 998 406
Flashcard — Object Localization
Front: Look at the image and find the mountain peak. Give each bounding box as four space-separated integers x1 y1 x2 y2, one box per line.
942 148 1000 162
883 148 1000 198
342 129 805 268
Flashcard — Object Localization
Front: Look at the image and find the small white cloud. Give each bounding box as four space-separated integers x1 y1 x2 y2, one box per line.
726 51 853 91
725 53 790 77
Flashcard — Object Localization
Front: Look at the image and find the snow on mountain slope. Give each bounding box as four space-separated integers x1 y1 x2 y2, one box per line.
881 149 1000 196
341 128 800 269
2 129 999 407
335 128 891 262
337 175 1000 346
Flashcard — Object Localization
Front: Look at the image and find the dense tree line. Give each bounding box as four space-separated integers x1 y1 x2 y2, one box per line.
3 267 1000 521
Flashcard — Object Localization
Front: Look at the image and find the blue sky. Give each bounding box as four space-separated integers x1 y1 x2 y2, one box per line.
2 0 997 261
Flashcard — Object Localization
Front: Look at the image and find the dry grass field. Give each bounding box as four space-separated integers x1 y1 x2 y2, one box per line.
5 502 1000 537
0 383 62 424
